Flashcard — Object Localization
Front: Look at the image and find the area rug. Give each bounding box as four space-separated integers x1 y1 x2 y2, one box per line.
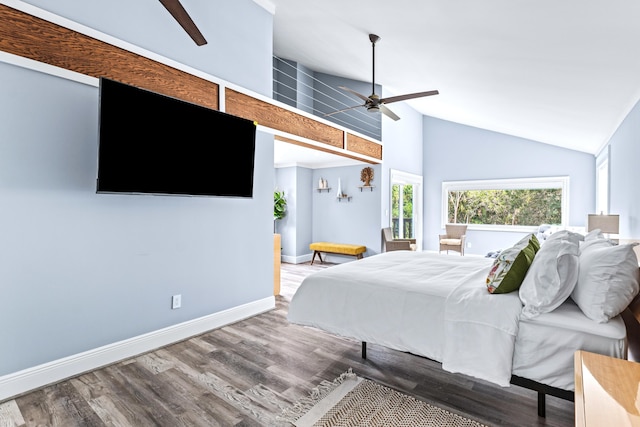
278 369 488 426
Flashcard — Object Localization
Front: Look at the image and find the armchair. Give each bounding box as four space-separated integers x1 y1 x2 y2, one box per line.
439 224 467 255
382 227 416 252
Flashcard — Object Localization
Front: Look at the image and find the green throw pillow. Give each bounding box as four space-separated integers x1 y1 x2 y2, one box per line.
486 234 539 294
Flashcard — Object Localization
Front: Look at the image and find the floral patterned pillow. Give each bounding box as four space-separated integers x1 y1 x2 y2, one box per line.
486 234 540 294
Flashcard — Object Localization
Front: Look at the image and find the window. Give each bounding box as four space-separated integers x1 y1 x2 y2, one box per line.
392 183 414 239
442 177 569 232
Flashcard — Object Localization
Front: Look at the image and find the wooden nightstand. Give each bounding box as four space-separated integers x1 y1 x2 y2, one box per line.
574 350 640 426
274 233 281 295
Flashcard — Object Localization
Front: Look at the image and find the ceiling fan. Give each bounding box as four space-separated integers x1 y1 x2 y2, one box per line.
159 0 207 46
326 34 438 121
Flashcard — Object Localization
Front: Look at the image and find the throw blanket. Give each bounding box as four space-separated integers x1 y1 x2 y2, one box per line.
443 266 523 386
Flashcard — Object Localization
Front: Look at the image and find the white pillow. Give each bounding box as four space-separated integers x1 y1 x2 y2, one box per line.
579 236 616 255
571 242 640 323
519 238 579 319
584 228 605 241
545 229 584 246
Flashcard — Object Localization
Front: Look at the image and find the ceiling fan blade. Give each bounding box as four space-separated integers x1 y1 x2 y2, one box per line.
338 86 371 103
159 0 208 46
379 104 400 121
380 90 439 105
324 104 364 117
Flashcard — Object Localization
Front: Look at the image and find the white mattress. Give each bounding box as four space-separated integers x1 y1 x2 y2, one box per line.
513 298 627 391
288 251 628 391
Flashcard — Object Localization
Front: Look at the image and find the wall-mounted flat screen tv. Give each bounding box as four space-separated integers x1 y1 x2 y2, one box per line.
97 77 256 197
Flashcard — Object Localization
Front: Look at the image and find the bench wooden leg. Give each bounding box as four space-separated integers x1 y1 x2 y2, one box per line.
356 253 363 260
311 251 323 265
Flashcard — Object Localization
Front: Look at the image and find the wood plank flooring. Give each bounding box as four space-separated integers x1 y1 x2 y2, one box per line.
0 261 574 426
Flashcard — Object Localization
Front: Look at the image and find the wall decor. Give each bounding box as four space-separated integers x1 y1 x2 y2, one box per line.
360 167 374 186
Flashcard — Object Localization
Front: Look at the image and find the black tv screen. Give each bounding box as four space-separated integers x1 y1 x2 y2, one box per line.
97 77 256 197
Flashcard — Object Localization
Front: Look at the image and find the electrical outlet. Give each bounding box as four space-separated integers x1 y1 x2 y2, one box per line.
466 242 472 248
172 294 182 309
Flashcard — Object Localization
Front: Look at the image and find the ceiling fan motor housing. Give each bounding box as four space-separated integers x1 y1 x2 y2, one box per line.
367 93 381 109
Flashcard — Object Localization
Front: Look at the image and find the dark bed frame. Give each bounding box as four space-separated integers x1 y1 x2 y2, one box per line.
360 341 574 418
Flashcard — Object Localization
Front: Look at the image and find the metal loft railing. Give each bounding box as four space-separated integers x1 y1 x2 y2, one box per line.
272 55 382 141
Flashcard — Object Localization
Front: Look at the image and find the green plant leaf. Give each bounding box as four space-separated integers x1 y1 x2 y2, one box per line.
274 190 287 220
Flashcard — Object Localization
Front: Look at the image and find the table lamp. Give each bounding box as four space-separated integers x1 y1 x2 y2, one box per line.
587 214 619 240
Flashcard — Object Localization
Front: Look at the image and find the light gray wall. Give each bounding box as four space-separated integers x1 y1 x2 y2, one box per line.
608 99 640 238
275 166 313 260
295 168 314 257
311 165 383 260
423 116 595 256
0 0 274 377
380 89 425 228
297 64 315 115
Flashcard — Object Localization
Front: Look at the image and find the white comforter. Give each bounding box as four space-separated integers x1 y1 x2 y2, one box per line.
441 262 523 386
287 251 523 387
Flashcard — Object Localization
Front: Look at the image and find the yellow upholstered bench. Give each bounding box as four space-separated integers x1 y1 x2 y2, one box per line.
309 242 366 265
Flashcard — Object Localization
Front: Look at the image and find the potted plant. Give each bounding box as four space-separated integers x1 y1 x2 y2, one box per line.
274 190 287 232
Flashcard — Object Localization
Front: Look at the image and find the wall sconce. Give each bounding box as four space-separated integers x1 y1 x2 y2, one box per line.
587 213 619 240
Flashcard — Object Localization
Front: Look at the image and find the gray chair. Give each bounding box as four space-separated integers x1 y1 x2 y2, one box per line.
439 224 467 255
382 227 416 252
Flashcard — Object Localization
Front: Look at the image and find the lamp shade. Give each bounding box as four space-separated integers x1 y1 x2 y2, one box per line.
587 214 620 234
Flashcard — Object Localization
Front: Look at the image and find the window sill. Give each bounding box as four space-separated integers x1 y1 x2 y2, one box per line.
444 224 539 233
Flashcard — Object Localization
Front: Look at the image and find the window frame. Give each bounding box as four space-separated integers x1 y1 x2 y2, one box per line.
441 176 570 232
595 146 610 215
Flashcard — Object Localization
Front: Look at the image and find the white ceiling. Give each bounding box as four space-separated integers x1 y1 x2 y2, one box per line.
268 0 640 159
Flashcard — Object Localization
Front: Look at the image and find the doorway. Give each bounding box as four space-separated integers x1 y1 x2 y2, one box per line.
390 169 423 251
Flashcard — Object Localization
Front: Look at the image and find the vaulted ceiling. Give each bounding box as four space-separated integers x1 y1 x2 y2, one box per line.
269 0 640 156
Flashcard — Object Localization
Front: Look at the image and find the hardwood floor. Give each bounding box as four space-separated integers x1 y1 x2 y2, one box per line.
0 261 574 426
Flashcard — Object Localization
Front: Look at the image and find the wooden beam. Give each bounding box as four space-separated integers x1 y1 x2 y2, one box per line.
225 89 344 150
0 4 218 109
347 133 383 160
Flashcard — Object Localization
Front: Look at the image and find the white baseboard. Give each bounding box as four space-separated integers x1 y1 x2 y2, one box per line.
281 253 312 264
0 296 275 402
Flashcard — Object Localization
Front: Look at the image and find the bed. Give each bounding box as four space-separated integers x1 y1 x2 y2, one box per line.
287 231 640 417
